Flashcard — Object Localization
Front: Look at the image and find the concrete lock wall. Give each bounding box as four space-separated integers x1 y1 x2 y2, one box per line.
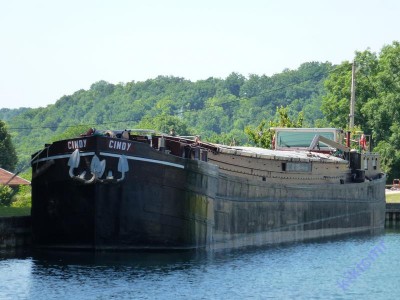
0 216 31 249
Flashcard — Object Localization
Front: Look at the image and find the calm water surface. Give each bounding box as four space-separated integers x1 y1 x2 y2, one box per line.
1 228 400 299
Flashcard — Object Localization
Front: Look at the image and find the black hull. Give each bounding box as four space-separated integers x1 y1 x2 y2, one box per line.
31 136 386 251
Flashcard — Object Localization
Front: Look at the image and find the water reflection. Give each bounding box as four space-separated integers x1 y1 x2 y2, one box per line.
0 229 399 300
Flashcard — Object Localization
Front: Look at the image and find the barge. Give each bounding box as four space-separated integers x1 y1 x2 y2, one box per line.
30 127 385 250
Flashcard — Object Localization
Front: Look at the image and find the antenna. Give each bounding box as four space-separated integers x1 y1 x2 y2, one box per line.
349 60 356 129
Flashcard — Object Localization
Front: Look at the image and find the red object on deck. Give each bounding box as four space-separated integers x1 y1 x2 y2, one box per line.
359 134 367 150
346 131 351 148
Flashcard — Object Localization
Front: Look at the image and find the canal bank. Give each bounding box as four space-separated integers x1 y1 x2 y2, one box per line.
386 203 400 223
385 189 400 226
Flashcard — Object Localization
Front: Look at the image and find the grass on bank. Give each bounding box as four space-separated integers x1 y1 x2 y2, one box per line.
386 191 400 203
0 206 31 217
0 185 31 217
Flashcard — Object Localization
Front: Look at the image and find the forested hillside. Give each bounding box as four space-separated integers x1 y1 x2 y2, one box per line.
0 108 30 122
2 41 400 181
2 61 332 171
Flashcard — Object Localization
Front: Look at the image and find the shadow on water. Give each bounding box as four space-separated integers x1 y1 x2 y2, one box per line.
0 227 395 272
1 228 399 300
31 249 207 269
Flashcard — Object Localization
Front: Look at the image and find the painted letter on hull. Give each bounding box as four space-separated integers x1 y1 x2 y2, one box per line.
108 140 133 152
67 139 87 150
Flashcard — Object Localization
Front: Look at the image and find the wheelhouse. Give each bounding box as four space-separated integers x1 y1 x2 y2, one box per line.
272 128 344 151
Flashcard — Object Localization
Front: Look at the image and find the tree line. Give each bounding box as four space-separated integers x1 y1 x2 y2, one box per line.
0 61 330 172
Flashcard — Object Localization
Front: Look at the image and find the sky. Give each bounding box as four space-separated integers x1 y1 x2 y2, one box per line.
0 0 399 109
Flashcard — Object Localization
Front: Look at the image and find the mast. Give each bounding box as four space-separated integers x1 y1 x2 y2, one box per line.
349 60 356 129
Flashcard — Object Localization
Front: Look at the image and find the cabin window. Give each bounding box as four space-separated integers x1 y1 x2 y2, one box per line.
282 162 311 172
276 131 335 149
364 158 368 170
372 158 377 170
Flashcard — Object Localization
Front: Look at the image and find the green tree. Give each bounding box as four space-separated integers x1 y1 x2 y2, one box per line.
321 41 400 180
245 106 304 148
137 115 191 136
373 123 400 181
50 125 90 142
0 120 18 172
361 43 400 143
224 72 245 97
0 184 14 206
321 63 353 128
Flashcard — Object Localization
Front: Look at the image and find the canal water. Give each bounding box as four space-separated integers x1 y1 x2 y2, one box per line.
1 227 399 299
